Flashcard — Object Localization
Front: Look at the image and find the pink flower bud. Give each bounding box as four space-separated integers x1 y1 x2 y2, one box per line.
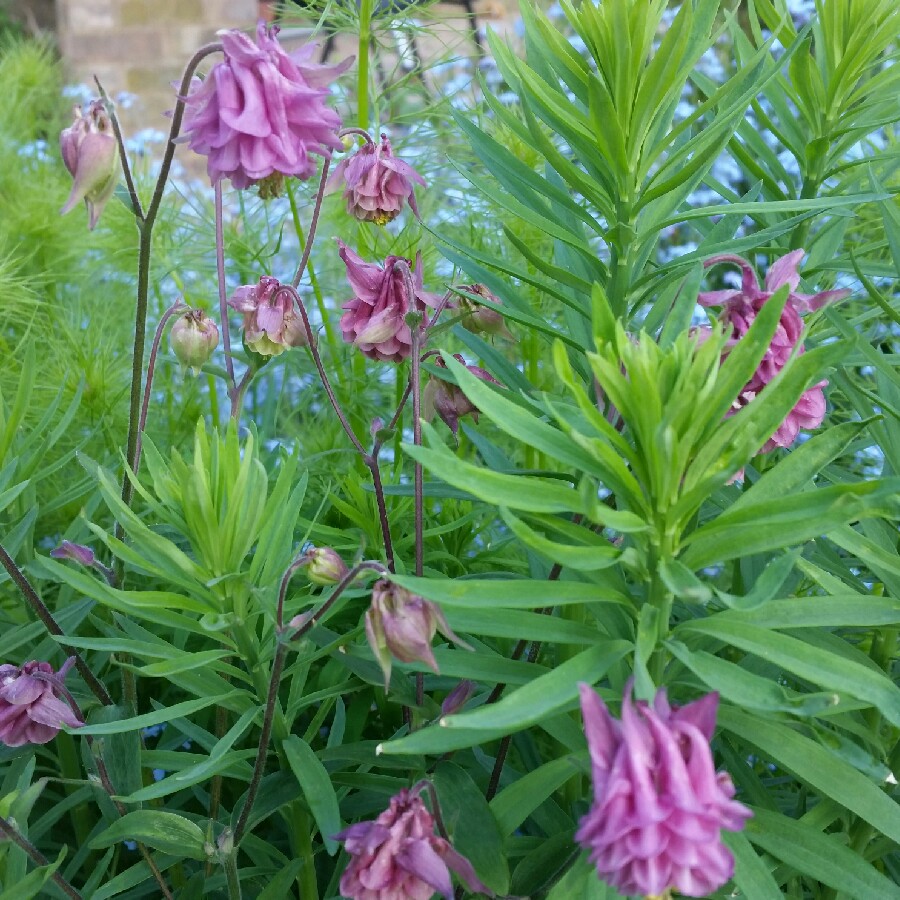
50 541 116 585
458 284 515 341
170 309 220 374
327 133 425 225
441 679 475 717
421 354 501 438
0 659 82 747
364 580 470 691
577 681 751 898
59 99 119 230
335 783 491 900
304 547 349 586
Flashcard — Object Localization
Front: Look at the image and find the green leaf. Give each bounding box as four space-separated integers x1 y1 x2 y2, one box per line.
680 480 900 569
678 618 900 725
723 830 783 900
282 735 342 855
432 762 509 895
90 811 207 861
490 753 584 837
545 854 627 899
381 642 630 755
388 574 630 610
0 847 66 900
74 692 240 735
745 808 900 899
719 707 900 844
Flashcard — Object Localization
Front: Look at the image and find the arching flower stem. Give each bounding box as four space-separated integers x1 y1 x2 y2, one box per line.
0 815 83 899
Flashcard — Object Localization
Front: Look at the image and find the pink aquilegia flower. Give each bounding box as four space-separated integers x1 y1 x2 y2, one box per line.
180 22 351 190
365 580 470 691
328 133 425 224
338 241 440 363
699 250 849 451
421 353 501 438
60 99 119 230
0 659 82 747
576 681 752 898
228 275 308 357
335 783 491 900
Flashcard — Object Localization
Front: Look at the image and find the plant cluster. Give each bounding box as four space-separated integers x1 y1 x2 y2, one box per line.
1 1 898 898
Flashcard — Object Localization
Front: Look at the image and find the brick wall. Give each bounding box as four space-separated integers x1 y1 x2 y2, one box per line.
56 0 258 132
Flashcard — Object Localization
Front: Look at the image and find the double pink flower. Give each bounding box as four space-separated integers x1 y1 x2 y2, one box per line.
699 249 849 451
577 681 751 898
181 22 350 189
338 241 440 363
0 659 82 747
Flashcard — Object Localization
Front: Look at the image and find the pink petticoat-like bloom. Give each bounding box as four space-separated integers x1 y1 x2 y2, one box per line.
699 249 849 451
228 275 309 357
180 22 351 190
576 682 751 898
365 580 469 691
328 133 425 224
422 353 501 438
338 241 440 363
0 659 82 747
59 99 119 230
335 783 490 900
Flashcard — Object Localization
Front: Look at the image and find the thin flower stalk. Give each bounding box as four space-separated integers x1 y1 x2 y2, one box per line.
216 182 235 389
0 543 112 707
0 815 83 900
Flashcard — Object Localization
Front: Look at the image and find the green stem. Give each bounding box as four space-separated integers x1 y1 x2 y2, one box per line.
357 0 373 128
223 847 242 900
294 806 320 900
57 731 93 850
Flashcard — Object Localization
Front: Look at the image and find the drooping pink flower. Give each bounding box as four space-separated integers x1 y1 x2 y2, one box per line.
180 22 351 190
338 241 439 363
335 783 490 900
365 580 470 690
576 681 751 898
228 276 309 357
699 250 849 451
59 99 119 230
0 660 82 747
421 354 501 438
328 133 425 224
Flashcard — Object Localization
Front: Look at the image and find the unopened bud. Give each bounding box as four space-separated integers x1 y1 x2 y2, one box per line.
441 679 475 717
458 284 515 341
170 309 219 374
305 547 349 586
59 99 120 230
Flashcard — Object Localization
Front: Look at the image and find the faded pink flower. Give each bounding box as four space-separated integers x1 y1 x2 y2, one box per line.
228 275 309 357
421 354 500 438
335 783 490 900
338 241 439 363
699 250 849 451
328 133 425 224
170 309 220 374
365 580 470 691
180 22 351 190
458 284 515 341
576 681 751 898
59 99 119 230
0 660 82 747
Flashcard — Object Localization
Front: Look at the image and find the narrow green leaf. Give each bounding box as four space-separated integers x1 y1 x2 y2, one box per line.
745 808 900 899
719 707 900 844
282 735 342 855
75 692 240 735
90 811 207 861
